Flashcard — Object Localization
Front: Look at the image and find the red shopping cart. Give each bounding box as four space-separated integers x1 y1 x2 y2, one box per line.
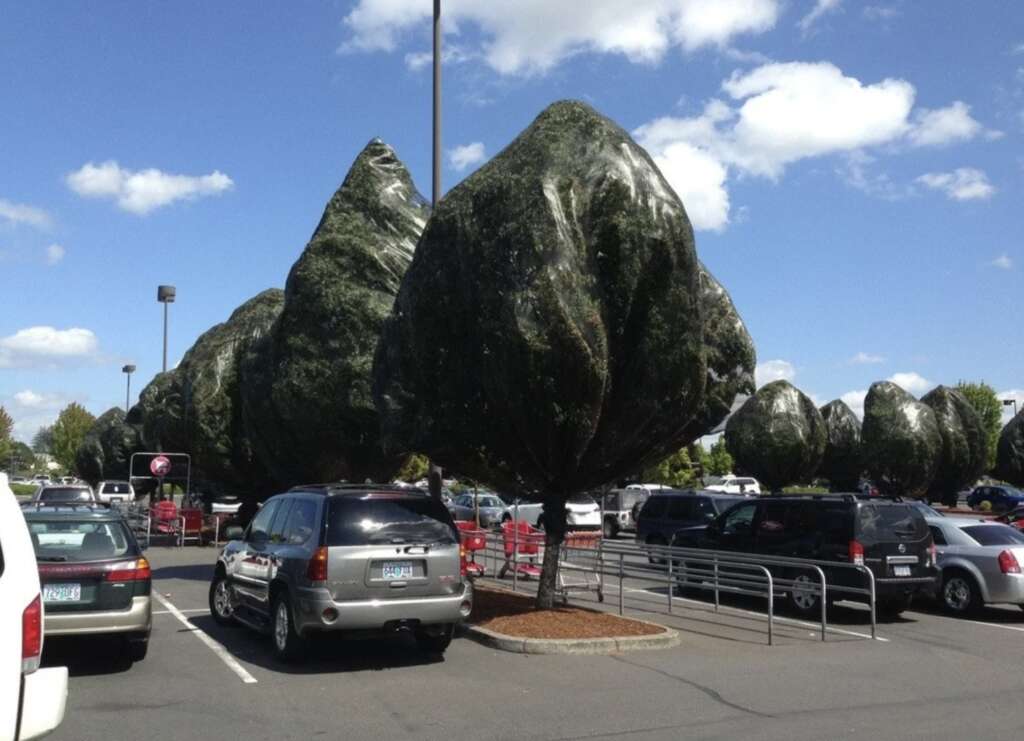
498 520 544 580
456 521 488 578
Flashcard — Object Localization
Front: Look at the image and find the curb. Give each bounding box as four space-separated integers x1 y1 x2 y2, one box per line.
460 619 680 655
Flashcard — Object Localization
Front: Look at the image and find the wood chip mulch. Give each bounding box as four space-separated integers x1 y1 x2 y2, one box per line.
469 585 665 640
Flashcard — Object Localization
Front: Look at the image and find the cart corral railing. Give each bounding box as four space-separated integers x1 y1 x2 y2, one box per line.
111 501 234 548
456 523 878 646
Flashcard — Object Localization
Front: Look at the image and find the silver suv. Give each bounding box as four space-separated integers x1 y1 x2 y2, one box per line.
208 484 472 661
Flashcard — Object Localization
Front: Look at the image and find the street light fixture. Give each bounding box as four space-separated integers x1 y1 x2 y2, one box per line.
122 364 136 414
426 0 445 504
157 285 176 373
1004 398 1018 418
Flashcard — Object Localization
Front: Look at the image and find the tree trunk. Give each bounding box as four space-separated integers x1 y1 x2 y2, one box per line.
535 495 568 609
427 462 443 504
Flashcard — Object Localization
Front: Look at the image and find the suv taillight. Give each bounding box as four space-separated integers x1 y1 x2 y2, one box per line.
848 540 865 566
927 541 937 568
22 594 42 674
998 550 1021 574
307 547 329 582
106 558 151 582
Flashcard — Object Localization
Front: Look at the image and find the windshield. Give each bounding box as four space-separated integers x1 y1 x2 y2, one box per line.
909 501 942 518
962 525 1024 546
39 488 92 503
28 520 133 562
704 477 725 486
568 494 596 505
476 497 503 508
326 496 457 546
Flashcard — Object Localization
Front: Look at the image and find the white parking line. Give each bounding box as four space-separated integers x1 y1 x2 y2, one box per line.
154 592 258 684
612 585 889 642
153 608 207 615
951 618 1024 634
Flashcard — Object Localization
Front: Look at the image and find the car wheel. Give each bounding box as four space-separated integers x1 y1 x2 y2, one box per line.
415 624 454 654
942 571 982 615
646 536 667 565
125 633 149 662
876 596 912 620
208 572 238 627
271 593 306 662
787 574 821 616
603 519 617 539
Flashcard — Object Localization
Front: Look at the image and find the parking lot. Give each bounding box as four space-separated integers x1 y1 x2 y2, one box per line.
42 543 1024 741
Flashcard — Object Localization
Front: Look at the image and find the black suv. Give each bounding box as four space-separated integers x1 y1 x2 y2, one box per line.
635 490 744 563
671 494 940 618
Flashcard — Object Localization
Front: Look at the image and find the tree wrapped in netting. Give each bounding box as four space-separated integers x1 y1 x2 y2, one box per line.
995 409 1024 487
862 381 941 497
921 385 987 506
818 400 863 492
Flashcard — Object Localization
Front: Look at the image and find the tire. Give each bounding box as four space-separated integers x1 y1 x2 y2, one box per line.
941 570 982 615
787 573 822 617
125 633 149 662
603 518 618 539
415 624 454 654
208 572 238 627
646 536 667 565
876 596 912 620
271 593 306 662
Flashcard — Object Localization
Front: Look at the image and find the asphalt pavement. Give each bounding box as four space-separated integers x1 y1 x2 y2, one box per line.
43 542 1024 741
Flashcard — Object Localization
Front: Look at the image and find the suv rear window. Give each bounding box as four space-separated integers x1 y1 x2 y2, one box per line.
856 504 926 538
326 496 457 547
962 525 1024 546
28 520 135 562
39 488 92 503
640 496 667 518
101 483 131 494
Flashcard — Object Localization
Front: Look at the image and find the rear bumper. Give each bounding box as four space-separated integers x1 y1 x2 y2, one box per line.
44 596 152 637
294 582 473 634
983 573 1024 605
873 575 941 600
19 667 68 740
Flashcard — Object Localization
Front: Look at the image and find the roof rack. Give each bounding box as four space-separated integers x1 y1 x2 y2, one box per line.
287 483 428 496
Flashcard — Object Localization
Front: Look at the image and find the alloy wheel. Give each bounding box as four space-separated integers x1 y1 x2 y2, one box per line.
944 577 971 612
275 602 290 651
791 574 819 611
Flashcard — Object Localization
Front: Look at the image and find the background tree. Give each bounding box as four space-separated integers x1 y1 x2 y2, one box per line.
703 437 734 477
51 403 96 472
862 382 941 497
818 400 863 492
0 406 12 464
395 453 430 483
955 381 1001 471
32 425 54 454
922 386 987 506
7 441 35 473
641 447 697 488
995 409 1024 486
725 381 826 492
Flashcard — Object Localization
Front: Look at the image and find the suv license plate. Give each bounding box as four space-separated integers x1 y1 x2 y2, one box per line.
893 565 911 577
383 561 414 580
43 583 82 602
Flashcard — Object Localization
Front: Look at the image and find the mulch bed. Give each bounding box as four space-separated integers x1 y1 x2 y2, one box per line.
470 585 665 640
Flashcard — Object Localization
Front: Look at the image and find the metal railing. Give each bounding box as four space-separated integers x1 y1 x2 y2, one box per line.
460 526 879 645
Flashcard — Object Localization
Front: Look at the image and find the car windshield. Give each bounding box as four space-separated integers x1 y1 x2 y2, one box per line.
568 494 595 505
326 496 457 546
704 477 725 486
28 520 133 562
1001 487 1024 498
477 497 502 508
961 525 1024 546
711 496 744 513
39 488 92 503
909 501 942 518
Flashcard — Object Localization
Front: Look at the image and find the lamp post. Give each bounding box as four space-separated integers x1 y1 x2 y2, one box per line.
157 285 176 372
1004 398 1018 418
122 364 136 414
426 0 444 504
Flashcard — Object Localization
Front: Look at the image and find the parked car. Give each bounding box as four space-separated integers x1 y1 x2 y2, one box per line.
599 488 651 538
448 492 507 528
925 516 1024 614
208 484 473 661
24 505 152 661
0 473 68 740
95 480 136 505
501 494 602 531
704 475 762 496
671 494 940 618
966 485 1024 514
31 484 96 506
996 505 1024 531
636 490 744 563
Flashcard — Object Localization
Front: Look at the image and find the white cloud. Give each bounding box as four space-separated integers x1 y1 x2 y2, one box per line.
863 5 900 22
908 101 983 147
650 141 730 231
45 243 65 266
998 390 1024 426
342 0 782 75
4 390 71 443
755 359 795 387
840 389 868 419
988 254 1013 270
798 0 842 34
448 142 487 172
0 326 99 368
888 371 931 396
0 198 51 229
916 168 995 201
1011 43 1024 55
851 351 885 365
66 161 234 215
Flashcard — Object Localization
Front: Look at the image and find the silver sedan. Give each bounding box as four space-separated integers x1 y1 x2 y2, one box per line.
925 516 1024 614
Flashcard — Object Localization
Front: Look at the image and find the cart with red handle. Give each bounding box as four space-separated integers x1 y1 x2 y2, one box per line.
498 520 544 580
455 520 489 578
557 530 604 603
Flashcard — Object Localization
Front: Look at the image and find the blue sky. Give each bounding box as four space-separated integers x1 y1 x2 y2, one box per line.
1 0 1021 443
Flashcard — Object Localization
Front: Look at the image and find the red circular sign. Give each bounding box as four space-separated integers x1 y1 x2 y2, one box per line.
150 455 172 477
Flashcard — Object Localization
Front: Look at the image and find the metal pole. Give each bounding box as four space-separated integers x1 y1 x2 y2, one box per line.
667 550 673 613
512 500 519 593
425 0 444 505
618 552 624 615
125 373 131 414
713 554 720 612
162 301 168 373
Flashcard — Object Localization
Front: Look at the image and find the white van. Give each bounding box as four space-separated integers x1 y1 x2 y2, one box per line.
0 472 68 740
704 475 762 496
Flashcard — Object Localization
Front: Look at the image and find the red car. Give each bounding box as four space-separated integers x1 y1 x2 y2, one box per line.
996 506 1024 531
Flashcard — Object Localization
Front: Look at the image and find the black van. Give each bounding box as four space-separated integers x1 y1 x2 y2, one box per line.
636 490 744 563
671 494 940 618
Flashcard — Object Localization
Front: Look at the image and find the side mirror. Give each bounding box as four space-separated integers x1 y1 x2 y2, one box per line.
225 525 244 541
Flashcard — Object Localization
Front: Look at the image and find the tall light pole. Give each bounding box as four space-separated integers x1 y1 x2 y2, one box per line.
122 364 136 414
1004 398 1018 418
427 0 444 504
157 285 176 372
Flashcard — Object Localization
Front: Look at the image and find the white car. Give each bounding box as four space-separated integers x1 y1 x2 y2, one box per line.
704 475 761 496
95 480 136 505
0 473 68 740
503 494 602 531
